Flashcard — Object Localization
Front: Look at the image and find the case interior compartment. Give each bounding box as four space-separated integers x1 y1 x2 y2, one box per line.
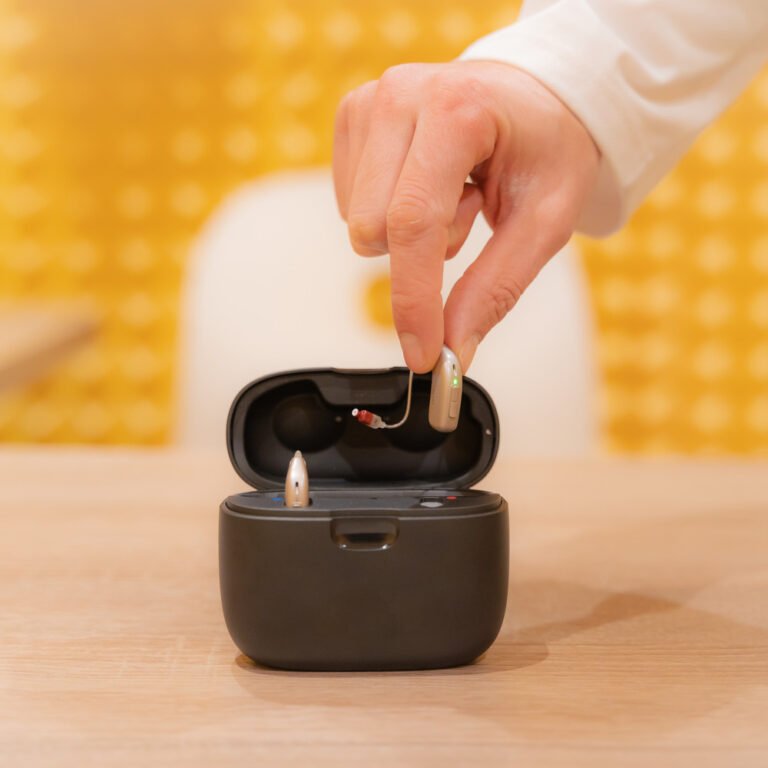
227 368 500 490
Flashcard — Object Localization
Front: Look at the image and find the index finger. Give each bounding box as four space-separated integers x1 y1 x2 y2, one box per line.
387 96 495 372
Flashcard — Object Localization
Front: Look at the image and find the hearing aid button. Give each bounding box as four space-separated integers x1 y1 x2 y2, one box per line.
449 401 459 418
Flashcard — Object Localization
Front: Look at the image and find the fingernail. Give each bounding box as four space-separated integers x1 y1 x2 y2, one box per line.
399 332 425 372
458 334 481 371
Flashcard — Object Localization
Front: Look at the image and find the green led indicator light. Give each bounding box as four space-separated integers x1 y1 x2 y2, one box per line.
452 378 459 386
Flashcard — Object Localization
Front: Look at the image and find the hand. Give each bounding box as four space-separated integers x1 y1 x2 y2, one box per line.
333 61 600 372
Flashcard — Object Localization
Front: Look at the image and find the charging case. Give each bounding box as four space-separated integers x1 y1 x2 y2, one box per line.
219 367 509 671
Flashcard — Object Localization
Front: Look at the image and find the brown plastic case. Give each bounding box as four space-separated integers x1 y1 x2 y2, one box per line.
219 367 509 671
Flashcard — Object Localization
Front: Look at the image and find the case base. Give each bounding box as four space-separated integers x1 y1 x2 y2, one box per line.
220 490 508 671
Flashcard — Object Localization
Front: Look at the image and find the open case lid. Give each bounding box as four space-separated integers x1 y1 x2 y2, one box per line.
227 367 500 490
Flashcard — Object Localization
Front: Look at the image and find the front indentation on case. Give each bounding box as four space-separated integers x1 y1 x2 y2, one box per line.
331 518 398 551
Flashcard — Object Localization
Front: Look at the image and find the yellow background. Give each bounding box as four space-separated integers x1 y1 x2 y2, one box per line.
0 0 766 454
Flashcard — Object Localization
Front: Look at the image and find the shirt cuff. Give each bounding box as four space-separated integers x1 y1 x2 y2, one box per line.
459 1 651 236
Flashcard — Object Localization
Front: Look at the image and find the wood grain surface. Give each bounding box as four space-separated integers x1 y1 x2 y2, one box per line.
1 448 766 767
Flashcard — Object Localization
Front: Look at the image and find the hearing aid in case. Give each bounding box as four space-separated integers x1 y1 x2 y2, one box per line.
219 365 508 671
284 450 310 507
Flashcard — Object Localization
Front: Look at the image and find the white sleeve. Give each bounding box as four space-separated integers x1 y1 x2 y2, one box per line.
460 0 768 236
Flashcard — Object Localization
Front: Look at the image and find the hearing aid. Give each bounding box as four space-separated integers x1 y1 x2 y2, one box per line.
285 450 310 507
352 346 462 433
428 346 462 432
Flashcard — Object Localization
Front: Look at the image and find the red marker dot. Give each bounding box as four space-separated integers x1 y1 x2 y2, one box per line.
446 495 457 501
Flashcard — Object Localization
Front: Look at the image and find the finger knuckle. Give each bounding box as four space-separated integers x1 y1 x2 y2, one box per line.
431 71 486 105
430 77 465 113
534 196 574 252
336 89 355 117
376 65 415 104
455 101 490 136
386 192 439 243
335 96 353 137
428 78 493 149
485 278 524 325
379 63 419 87
343 81 376 121
550 221 573 253
377 67 402 91
390 283 430 318
348 212 387 252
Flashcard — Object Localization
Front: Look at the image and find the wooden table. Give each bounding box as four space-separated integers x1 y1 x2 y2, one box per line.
1 449 766 767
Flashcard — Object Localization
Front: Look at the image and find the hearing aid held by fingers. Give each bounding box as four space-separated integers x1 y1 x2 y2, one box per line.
352 347 462 433
428 346 462 432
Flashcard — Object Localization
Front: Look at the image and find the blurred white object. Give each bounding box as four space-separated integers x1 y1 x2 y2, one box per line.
177 169 598 456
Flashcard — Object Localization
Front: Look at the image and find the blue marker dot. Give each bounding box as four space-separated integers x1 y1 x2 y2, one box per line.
271 496 283 502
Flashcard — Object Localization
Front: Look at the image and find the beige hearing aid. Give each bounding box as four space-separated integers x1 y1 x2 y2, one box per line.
352 346 463 433
285 450 310 507
428 346 462 432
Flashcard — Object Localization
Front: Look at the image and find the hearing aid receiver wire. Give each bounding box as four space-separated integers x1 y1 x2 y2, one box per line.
351 347 462 433
351 370 414 430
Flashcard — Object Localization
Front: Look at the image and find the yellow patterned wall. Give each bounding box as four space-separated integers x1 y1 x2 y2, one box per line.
582 74 768 455
0 0 766 453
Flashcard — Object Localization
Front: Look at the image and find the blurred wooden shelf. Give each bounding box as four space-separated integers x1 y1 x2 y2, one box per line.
0 303 100 392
